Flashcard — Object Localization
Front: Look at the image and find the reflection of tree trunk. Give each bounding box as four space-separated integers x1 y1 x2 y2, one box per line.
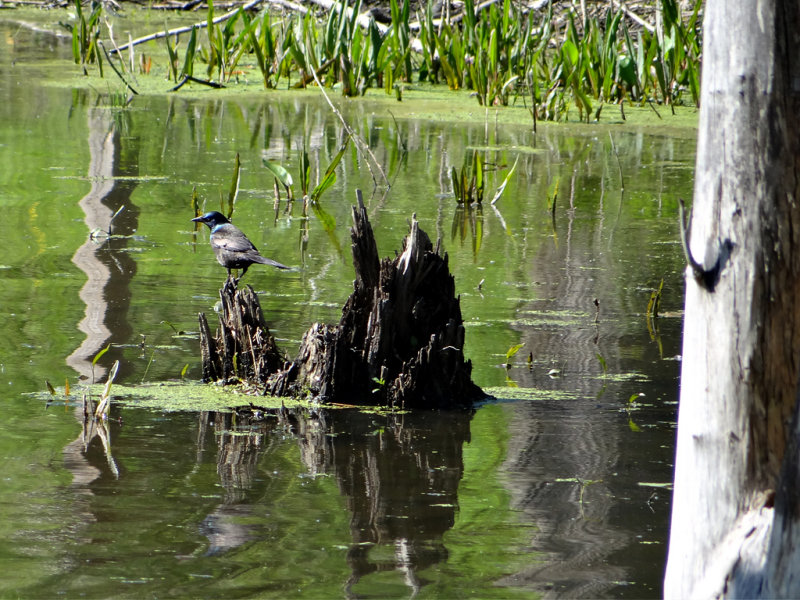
500 403 626 597
66 109 139 383
63 106 139 497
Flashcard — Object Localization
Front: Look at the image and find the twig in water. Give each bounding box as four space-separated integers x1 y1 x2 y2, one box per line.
169 75 226 92
99 42 138 95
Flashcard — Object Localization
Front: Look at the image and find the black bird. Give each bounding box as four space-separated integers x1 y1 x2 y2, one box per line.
192 211 289 282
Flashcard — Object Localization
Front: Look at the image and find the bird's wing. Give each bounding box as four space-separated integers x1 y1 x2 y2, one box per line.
211 229 258 254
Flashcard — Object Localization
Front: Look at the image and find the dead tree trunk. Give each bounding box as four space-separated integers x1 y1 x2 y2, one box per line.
199 192 484 409
664 0 800 597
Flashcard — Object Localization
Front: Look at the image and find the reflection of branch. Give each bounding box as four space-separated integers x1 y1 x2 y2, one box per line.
80 393 119 479
308 63 389 188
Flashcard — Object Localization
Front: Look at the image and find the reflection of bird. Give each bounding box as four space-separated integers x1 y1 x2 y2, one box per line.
192 211 289 282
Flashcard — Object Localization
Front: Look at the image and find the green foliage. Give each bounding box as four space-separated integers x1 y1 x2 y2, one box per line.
65 0 104 75
164 26 180 81
263 136 349 232
596 352 608 375
451 150 484 205
490 157 518 205
92 342 112 385
80 1 702 120
181 26 198 78
504 343 524 369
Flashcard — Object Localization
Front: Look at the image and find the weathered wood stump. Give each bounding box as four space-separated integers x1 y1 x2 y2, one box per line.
198 277 286 385
199 193 485 409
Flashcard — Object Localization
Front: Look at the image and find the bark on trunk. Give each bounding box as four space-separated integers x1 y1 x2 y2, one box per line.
199 192 484 409
665 0 800 597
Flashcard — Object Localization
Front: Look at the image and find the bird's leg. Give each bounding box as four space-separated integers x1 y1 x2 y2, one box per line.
235 264 249 285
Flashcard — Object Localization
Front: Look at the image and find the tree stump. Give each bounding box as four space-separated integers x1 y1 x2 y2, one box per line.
198 277 286 385
199 192 485 409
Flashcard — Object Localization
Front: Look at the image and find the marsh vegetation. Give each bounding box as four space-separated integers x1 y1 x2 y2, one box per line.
47 0 704 121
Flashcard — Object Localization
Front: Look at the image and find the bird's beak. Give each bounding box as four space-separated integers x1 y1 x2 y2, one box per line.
191 216 204 223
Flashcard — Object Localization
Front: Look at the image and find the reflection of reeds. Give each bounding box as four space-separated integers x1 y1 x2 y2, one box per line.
450 203 483 260
646 278 664 357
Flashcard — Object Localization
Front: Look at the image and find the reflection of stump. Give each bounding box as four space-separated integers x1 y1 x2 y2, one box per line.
199 192 485 409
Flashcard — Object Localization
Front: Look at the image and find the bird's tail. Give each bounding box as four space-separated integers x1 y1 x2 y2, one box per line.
255 256 290 270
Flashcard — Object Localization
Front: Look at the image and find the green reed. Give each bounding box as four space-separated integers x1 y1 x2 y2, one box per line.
92 0 702 120
65 0 104 75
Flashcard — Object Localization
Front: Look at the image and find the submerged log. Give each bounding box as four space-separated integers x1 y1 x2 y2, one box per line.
199 192 485 409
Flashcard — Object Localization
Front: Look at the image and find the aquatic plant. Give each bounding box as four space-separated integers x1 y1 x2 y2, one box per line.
451 149 484 205
95 0 702 121
646 278 664 319
65 0 104 75
263 136 350 231
504 342 524 370
91 342 111 385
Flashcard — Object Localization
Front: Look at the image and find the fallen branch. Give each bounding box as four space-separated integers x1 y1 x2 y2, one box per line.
109 0 270 55
616 0 655 33
148 0 204 10
99 41 139 95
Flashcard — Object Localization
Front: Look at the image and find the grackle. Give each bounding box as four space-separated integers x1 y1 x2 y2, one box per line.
192 211 289 282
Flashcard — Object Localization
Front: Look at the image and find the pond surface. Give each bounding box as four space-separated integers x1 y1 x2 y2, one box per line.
1 16 695 598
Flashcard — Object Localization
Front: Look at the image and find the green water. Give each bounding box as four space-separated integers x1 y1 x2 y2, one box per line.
1 16 694 598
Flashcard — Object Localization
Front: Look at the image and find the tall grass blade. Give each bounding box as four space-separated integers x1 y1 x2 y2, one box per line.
227 152 240 218
182 26 198 77
490 156 518 205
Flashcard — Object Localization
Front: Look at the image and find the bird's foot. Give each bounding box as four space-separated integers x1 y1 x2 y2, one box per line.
223 273 238 292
